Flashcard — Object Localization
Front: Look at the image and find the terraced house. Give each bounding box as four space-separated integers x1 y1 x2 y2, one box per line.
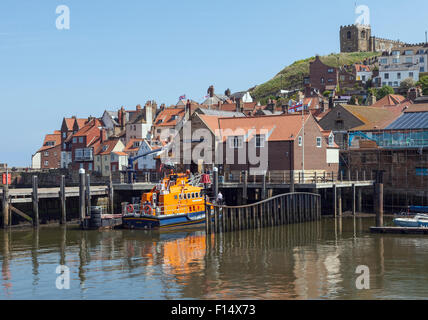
70 118 104 171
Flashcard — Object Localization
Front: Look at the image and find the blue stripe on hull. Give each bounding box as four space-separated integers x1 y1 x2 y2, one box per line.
123 211 206 230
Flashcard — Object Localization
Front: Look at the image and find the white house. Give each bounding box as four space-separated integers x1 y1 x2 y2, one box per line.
31 152 41 169
125 103 154 144
230 91 253 103
379 64 419 88
378 45 427 87
354 64 372 84
136 140 158 171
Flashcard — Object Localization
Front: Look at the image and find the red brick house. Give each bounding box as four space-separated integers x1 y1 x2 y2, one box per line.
70 118 105 171
216 114 339 174
38 131 62 169
60 117 88 168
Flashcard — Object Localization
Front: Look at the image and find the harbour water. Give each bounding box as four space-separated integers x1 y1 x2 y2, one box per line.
1 216 428 300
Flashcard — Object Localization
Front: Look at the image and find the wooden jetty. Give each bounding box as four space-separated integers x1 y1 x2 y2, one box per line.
370 226 428 235
206 192 321 234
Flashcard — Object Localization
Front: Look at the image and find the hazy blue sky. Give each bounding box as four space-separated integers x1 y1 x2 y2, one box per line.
1 0 427 166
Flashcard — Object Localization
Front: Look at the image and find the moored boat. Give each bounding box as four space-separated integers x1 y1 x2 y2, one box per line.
393 214 428 228
122 172 213 230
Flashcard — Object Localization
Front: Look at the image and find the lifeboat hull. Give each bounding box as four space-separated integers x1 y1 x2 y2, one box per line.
122 211 206 230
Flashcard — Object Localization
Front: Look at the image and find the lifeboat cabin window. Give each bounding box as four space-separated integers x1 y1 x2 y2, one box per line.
179 194 182 200
174 195 178 199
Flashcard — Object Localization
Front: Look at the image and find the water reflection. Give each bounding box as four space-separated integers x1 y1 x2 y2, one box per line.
1 217 428 299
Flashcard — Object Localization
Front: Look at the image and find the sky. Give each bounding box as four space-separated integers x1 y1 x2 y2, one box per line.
1 0 427 167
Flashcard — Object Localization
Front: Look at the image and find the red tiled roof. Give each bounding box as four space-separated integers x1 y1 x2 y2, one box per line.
95 138 121 155
217 114 311 142
124 138 144 153
154 108 185 127
113 151 128 156
404 103 428 113
371 94 407 108
38 132 61 152
355 64 371 72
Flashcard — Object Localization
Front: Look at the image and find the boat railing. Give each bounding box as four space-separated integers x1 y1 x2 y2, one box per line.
124 201 210 217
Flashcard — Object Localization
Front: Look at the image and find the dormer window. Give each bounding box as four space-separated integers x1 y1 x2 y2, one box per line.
328 135 334 146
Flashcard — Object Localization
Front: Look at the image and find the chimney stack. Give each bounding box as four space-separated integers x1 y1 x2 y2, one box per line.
185 100 191 120
236 98 243 113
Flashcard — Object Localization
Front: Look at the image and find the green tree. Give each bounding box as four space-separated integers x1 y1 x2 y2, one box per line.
417 76 428 95
376 85 394 100
399 78 415 91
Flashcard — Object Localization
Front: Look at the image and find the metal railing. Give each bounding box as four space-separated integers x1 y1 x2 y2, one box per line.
221 170 373 184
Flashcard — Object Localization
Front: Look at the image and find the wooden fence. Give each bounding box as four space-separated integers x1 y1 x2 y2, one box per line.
206 192 321 234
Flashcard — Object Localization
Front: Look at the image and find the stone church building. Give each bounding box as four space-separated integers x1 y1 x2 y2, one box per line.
340 24 407 53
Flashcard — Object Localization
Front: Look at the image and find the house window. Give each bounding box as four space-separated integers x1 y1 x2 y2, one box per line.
335 120 344 129
88 163 92 171
320 77 325 84
362 75 366 82
230 136 243 149
328 78 334 83
347 31 351 39
78 137 84 143
255 135 265 148
397 73 401 79
405 57 413 63
105 165 109 171
409 72 414 78
298 136 302 147
62 132 66 138
420 57 425 63
420 67 425 72
316 137 322 148
328 135 334 146
384 73 389 79
112 164 117 172
328 68 334 73
393 58 399 64
44 151 49 157
44 160 49 166
340 75 345 81
73 137 77 143
394 81 398 87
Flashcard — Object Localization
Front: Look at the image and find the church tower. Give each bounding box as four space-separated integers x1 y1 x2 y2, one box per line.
340 24 372 52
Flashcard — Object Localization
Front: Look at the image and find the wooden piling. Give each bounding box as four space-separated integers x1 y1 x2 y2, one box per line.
32 176 39 227
86 174 91 217
338 188 342 216
79 170 86 223
290 170 295 193
108 174 114 215
60 175 66 224
2 185 9 228
352 184 356 216
333 184 337 217
262 173 267 200
375 183 384 227
357 187 362 213
243 170 248 205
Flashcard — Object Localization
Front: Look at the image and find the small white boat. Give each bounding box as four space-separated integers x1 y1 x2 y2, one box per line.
393 214 428 228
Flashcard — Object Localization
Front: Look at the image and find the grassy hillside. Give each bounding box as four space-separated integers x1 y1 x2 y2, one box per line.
250 52 381 101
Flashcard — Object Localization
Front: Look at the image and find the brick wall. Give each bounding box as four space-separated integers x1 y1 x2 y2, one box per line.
40 145 61 169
